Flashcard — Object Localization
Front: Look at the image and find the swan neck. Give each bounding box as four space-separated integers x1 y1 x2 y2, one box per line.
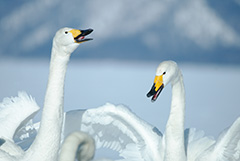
43 48 70 123
59 132 95 161
164 72 186 161
25 45 70 161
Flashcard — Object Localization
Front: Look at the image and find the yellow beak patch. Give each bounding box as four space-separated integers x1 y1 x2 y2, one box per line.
69 29 82 38
154 75 163 92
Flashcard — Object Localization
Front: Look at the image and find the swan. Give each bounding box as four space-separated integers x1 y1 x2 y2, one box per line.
146 60 240 161
59 131 95 161
0 27 93 161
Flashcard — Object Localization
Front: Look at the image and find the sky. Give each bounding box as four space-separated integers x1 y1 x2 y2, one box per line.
0 0 240 64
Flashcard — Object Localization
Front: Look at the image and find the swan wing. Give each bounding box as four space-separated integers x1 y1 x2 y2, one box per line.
0 91 40 141
0 137 24 156
14 103 163 160
197 117 240 161
211 117 240 160
14 121 39 150
15 109 83 150
64 103 163 161
183 128 215 161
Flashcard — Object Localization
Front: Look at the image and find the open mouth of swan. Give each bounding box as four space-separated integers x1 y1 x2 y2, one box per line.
73 29 93 43
147 83 164 102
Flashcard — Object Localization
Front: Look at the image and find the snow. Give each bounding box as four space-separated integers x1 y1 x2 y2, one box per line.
0 59 240 139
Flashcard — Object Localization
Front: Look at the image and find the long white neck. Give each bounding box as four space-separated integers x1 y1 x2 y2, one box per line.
164 71 186 161
24 45 70 161
59 132 95 161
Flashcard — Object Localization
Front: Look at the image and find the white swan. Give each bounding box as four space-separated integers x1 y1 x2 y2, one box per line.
59 131 95 161
146 60 240 161
0 27 93 161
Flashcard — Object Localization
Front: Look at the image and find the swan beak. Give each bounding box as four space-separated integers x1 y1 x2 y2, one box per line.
69 29 93 43
147 75 164 102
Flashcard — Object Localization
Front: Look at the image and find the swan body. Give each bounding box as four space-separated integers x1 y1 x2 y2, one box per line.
59 131 95 161
147 60 240 161
0 27 93 161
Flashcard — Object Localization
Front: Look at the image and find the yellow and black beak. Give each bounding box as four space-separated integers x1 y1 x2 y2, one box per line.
69 28 93 43
147 75 164 102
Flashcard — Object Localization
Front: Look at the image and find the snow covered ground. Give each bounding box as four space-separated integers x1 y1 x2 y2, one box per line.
0 58 240 139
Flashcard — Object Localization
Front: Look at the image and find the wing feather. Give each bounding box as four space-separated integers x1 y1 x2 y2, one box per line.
197 117 240 161
14 103 163 160
0 91 39 140
79 103 162 161
184 128 215 161
212 117 240 160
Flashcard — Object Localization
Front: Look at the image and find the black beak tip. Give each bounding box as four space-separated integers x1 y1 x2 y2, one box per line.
80 28 94 36
151 98 156 102
86 28 94 35
146 92 152 97
147 83 156 98
87 28 94 34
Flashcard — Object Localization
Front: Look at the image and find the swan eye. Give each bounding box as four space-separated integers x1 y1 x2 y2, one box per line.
163 72 166 75
65 31 68 34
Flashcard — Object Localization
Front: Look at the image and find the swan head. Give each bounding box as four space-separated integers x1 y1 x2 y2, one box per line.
53 27 93 55
147 61 179 102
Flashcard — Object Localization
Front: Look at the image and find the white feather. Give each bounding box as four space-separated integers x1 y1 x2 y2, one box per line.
0 91 39 140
